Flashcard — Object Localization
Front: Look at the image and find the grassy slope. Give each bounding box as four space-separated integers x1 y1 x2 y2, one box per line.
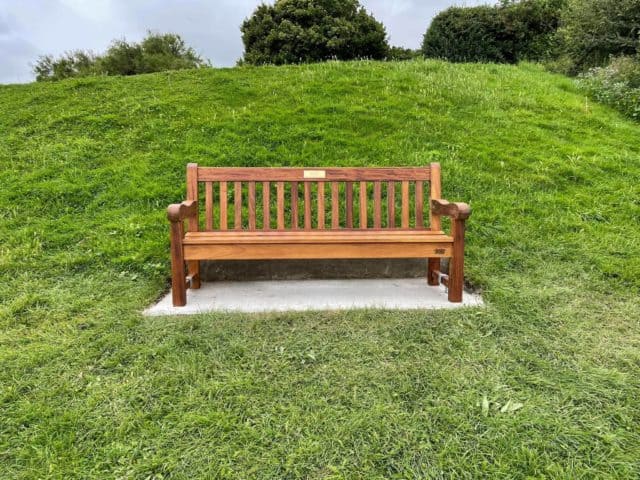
1 60 639 478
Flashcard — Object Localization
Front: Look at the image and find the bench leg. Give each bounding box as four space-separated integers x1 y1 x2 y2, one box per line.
427 258 440 286
187 260 201 289
170 221 187 307
448 218 465 303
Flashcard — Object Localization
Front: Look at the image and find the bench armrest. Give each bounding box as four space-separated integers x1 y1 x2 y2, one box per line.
167 200 197 223
431 199 471 220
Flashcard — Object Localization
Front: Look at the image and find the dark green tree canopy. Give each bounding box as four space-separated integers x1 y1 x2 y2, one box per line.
560 0 640 72
34 32 209 82
422 0 566 64
422 6 506 63
240 0 389 65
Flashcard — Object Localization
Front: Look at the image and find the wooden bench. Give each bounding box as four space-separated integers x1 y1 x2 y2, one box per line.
167 163 471 307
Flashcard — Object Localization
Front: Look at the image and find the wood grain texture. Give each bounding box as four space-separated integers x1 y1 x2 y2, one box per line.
205 181 213 231
185 243 452 261
186 163 199 233
291 181 299 230
415 180 424 228
430 162 441 231
346 182 353 228
387 181 395 228
317 182 325 229
304 182 312 230
170 220 186 306
262 181 270 230
248 181 256 231
219 181 228 230
360 181 368 229
187 260 200 289
373 181 382 229
401 181 410 228
448 218 466 302
331 182 340 229
234 181 242 230
427 258 440 286
431 199 471 220
197 167 431 182
277 181 285 230
167 200 197 223
184 230 452 244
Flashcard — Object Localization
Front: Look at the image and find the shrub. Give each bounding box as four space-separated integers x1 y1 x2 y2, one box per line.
387 46 421 61
501 0 566 61
422 6 506 63
240 0 389 65
560 0 640 72
577 56 640 120
422 0 565 64
34 32 208 81
33 51 100 82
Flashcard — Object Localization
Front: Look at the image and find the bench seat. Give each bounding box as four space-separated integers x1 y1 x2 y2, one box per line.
182 230 455 261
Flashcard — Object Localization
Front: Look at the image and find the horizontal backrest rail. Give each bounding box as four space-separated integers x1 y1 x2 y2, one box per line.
197 167 431 182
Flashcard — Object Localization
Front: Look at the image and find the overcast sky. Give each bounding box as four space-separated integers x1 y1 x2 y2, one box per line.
0 0 487 85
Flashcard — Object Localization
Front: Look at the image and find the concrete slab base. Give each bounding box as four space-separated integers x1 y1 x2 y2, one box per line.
144 278 483 316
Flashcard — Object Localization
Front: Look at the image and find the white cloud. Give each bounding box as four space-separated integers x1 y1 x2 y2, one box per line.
58 0 116 22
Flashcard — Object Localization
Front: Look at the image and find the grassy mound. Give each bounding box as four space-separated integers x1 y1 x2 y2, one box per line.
1 60 639 478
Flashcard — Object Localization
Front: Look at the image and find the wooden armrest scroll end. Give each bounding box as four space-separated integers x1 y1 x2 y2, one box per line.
167 200 197 223
431 199 471 220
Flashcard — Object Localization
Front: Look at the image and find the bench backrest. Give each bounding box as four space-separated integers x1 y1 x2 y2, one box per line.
185 163 443 232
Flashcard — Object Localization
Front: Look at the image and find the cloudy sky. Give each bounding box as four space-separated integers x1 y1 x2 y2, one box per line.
0 0 486 84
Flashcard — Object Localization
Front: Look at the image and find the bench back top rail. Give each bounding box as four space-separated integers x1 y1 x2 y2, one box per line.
186 163 442 232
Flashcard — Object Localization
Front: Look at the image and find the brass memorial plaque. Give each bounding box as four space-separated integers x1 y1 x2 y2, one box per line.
303 170 326 179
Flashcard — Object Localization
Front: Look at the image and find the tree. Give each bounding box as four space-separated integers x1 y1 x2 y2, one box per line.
500 0 566 62
33 32 208 82
240 0 389 65
560 0 640 72
421 0 565 64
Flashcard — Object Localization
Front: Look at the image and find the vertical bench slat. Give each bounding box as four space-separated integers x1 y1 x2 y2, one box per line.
430 163 441 231
373 181 382 229
331 182 340 229
234 182 242 230
291 181 299 230
277 181 285 230
262 181 270 230
317 182 325 229
219 181 228 230
346 182 354 228
304 182 312 230
186 163 199 232
359 181 368 229
415 180 424 228
401 181 410 228
248 181 256 230
387 181 395 228
205 181 213 231
186 164 200 289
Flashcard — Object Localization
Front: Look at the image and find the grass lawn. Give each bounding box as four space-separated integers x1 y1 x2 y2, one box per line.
1 60 639 478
